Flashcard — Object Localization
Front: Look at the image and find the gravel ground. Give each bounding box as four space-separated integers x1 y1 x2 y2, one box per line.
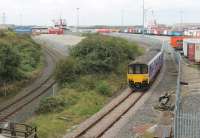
181 58 200 112
33 34 84 56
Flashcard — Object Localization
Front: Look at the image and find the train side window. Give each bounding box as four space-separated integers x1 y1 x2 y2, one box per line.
141 65 148 74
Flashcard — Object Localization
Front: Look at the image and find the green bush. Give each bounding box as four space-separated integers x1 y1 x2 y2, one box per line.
0 41 22 83
55 58 80 84
71 35 118 73
55 34 141 85
37 96 68 114
95 81 111 96
0 30 42 83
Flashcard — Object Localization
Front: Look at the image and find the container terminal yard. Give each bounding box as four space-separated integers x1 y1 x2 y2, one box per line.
1 0 200 138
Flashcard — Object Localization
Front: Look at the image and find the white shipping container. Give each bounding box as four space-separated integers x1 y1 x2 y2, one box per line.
195 44 200 63
124 29 128 33
183 39 200 62
163 30 168 35
183 40 188 57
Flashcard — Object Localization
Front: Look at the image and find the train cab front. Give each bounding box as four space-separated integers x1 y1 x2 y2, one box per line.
127 63 149 90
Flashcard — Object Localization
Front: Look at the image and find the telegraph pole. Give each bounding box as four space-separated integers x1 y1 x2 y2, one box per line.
142 0 145 36
76 8 80 32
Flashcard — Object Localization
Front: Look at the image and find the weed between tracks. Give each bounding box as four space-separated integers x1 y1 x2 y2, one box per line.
27 74 126 138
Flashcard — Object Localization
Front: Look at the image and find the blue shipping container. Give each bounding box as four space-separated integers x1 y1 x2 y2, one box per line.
168 31 183 36
14 26 32 33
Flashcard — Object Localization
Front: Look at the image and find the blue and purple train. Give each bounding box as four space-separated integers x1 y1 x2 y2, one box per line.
127 48 164 90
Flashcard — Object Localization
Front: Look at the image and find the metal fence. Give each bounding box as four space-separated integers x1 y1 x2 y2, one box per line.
139 36 200 138
171 42 200 138
173 47 182 138
0 122 37 138
174 110 200 138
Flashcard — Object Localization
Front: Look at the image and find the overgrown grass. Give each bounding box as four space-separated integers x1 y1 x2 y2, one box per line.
28 88 107 138
27 34 144 138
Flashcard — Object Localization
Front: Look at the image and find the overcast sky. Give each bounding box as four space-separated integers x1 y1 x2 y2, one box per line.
0 0 199 26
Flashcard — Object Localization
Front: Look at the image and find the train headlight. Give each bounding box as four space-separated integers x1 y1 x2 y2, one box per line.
128 80 134 84
142 79 148 83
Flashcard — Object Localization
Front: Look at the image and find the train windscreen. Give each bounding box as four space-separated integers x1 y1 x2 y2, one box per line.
128 64 148 74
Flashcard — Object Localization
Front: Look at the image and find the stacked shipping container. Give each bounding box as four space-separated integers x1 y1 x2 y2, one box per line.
183 39 200 63
96 29 111 33
48 28 64 35
170 36 185 50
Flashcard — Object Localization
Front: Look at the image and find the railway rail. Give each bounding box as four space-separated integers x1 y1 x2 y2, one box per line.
64 34 165 138
65 89 146 138
0 46 62 122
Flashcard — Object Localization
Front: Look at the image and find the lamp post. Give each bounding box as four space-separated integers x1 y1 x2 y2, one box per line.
121 9 124 26
142 0 145 36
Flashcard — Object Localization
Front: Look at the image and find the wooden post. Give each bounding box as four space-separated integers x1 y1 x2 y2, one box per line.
3 82 7 97
10 122 16 136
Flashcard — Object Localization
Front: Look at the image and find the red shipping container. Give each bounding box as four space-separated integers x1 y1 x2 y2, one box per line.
96 29 111 33
170 36 185 49
48 28 64 35
188 43 195 61
128 28 133 33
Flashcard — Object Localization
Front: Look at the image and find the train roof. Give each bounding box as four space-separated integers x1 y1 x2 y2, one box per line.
129 48 161 65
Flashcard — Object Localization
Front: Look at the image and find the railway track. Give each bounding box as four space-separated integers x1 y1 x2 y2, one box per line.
65 35 165 138
65 89 145 138
0 46 62 122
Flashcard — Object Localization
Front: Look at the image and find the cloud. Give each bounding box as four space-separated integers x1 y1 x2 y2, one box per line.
0 0 199 25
